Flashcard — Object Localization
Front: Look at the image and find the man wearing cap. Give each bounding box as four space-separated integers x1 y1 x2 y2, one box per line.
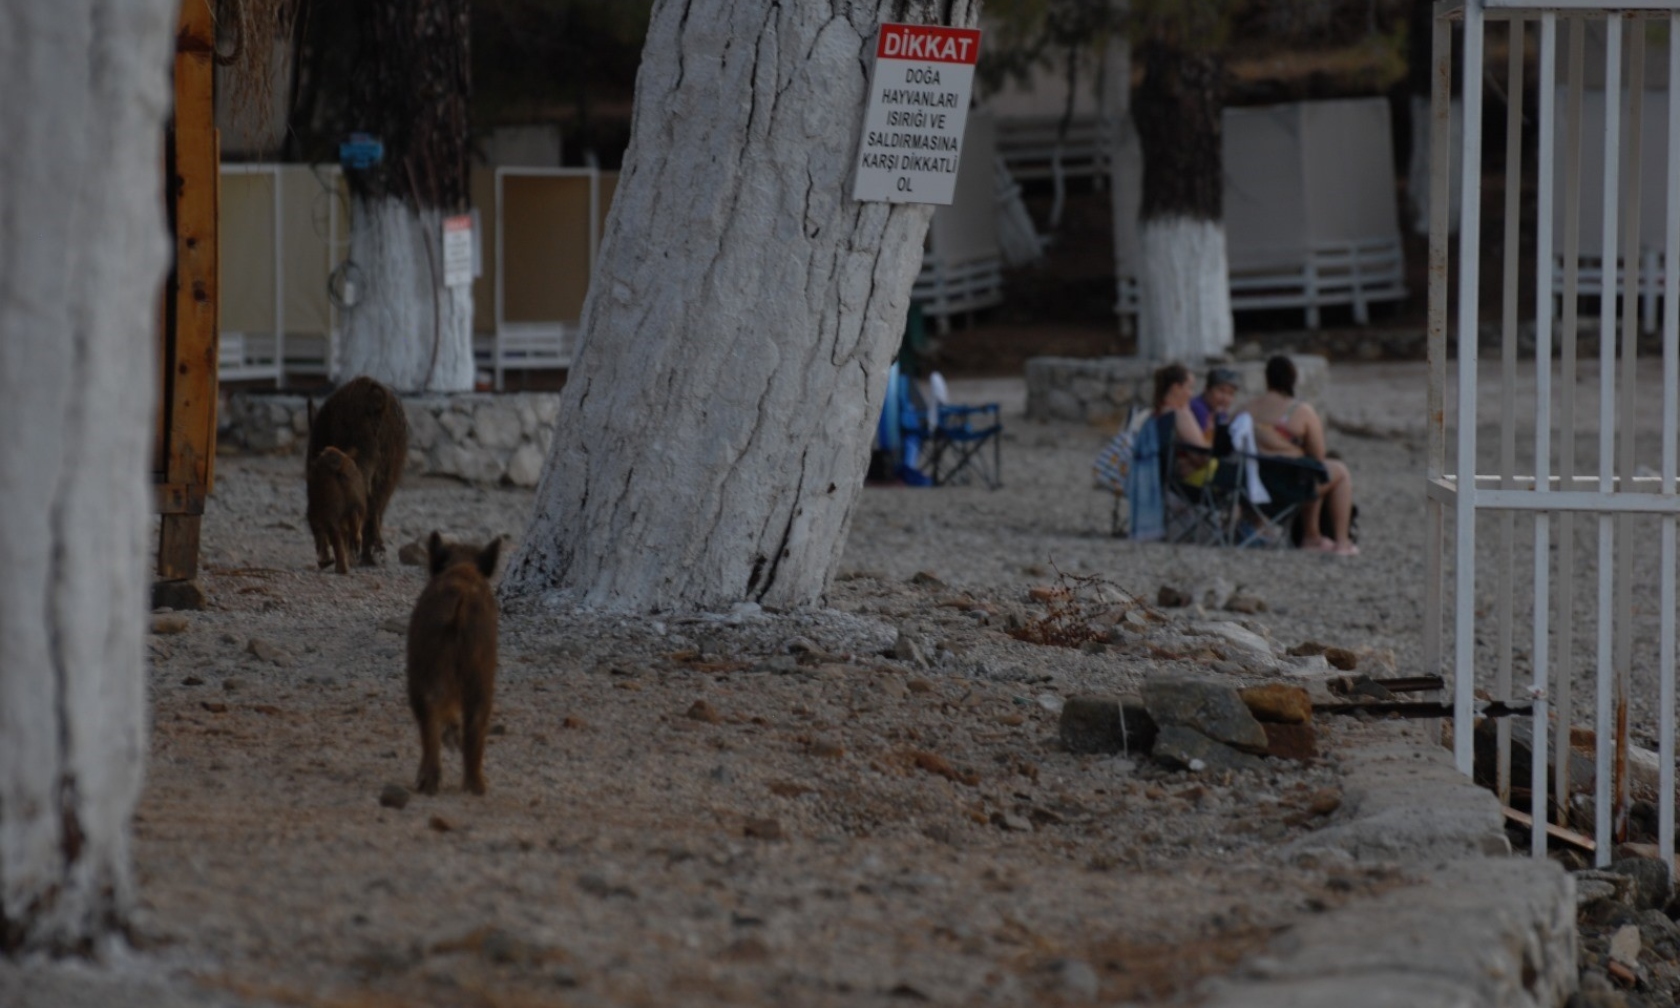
1190 367 1241 444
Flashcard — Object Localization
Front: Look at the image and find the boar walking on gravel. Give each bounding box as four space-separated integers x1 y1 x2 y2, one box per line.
306 376 408 567
407 532 500 796
306 447 367 574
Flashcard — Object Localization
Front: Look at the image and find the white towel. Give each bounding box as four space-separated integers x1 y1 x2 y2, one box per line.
1228 413 1271 505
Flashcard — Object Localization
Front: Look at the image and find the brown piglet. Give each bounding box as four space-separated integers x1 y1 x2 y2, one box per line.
307 376 409 566
306 447 367 574
406 531 500 795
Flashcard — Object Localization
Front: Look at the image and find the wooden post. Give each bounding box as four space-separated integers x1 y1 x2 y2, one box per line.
156 0 219 594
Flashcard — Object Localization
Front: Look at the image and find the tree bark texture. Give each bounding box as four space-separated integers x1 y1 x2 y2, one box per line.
0 0 175 953
339 0 475 392
338 198 475 391
501 0 983 614
1132 41 1231 361
1133 42 1222 223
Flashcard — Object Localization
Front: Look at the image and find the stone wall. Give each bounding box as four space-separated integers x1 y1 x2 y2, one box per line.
221 392 562 487
1025 354 1330 425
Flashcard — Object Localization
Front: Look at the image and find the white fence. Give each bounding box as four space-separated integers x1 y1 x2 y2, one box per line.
1430 1 1680 866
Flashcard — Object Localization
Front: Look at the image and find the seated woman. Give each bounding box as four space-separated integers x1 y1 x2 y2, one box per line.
1152 363 1217 486
1241 355 1359 556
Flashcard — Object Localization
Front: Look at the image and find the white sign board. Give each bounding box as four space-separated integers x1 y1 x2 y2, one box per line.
852 23 982 205
442 213 474 288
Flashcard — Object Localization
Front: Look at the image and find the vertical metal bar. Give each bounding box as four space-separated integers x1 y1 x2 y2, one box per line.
1614 20 1644 843
1425 4 1454 698
1497 17 1527 805
1455 0 1487 777
328 166 340 381
1595 18 1622 866
495 168 506 393
272 166 285 389
1557 16 1587 816
1661 10 1680 872
1532 12 1558 860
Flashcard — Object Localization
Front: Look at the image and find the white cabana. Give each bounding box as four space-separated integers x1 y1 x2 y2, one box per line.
1113 97 1407 332
1222 97 1407 328
1550 84 1671 333
218 163 348 385
914 111 1005 333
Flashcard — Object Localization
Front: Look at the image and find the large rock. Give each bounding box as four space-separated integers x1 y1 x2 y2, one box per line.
1240 684 1312 724
1142 675 1269 755
405 405 443 451
1607 857 1673 912
473 403 524 451
1059 695 1157 755
505 443 545 488
1193 621 1277 669
1152 725 1267 775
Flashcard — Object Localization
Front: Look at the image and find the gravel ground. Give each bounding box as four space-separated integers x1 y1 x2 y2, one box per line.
107 370 1453 1008
28 360 1661 1006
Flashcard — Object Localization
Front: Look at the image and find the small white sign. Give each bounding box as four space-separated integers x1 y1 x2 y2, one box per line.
442 214 474 288
852 23 982 205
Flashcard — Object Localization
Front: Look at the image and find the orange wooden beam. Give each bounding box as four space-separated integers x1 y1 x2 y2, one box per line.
157 0 219 584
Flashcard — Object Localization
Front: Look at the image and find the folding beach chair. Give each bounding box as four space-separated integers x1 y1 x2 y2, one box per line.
1162 431 1241 546
1230 453 1329 549
928 402 1003 489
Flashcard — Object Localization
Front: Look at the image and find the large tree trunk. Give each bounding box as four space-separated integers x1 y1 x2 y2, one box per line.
1132 41 1232 362
338 0 475 393
0 0 175 953
500 0 982 614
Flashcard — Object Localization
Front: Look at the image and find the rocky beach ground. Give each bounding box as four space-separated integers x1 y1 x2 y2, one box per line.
7 361 1680 1005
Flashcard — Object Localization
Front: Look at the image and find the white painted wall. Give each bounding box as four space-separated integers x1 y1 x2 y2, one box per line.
337 197 475 393
501 0 982 613
0 0 175 952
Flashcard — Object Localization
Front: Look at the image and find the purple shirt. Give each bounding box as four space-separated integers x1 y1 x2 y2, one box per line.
1189 395 1225 433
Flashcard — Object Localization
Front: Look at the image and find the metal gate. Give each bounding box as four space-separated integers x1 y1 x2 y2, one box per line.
1432 0 1680 866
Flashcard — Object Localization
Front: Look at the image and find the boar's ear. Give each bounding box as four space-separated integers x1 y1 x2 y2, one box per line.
427 531 449 576
477 536 503 579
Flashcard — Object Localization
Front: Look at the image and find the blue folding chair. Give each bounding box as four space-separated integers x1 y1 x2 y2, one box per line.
928 402 1003 489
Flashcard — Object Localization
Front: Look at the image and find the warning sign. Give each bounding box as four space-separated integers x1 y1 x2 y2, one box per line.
442 214 474 288
852 23 982 206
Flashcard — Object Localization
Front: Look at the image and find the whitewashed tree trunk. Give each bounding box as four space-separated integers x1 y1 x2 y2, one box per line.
501 0 982 613
337 197 475 392
1138 216 1232 361
334 0 474 394
1132 41 1231 363
0 0 174 953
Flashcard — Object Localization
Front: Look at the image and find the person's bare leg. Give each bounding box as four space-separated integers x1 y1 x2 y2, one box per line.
1301 489 1332 550
1326 460 1357 554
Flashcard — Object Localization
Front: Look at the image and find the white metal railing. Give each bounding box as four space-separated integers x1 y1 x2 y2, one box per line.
913 253 1003 333
1227 238 1408 328
1431 1 1680 868
1552 250 1664 335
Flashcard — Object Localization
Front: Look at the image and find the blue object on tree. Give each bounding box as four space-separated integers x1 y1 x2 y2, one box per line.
339 132 384 171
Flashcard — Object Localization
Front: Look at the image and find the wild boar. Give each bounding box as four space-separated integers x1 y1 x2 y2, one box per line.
307 376 409 566
306 446 366 574
406 531 500 795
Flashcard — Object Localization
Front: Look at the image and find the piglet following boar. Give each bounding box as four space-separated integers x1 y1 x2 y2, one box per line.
407 531 500 796
307 375 408 566
306 446 367 574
